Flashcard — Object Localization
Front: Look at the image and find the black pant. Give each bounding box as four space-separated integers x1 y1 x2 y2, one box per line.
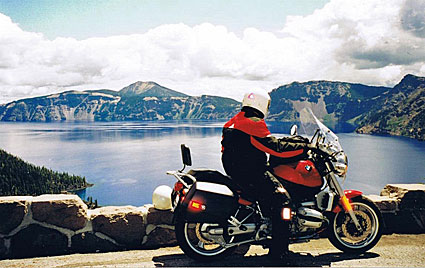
232 170 290 254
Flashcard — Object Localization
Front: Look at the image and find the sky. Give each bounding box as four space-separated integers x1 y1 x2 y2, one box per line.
0 0 424 104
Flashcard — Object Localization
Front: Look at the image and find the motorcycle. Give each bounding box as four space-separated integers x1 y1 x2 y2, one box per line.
166 108 383 261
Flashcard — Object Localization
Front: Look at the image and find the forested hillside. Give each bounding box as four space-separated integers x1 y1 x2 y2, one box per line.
0 149 90 196
356 74 425 141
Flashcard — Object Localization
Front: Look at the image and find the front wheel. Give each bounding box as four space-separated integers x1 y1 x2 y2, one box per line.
175 220 236 262
328 196 383 253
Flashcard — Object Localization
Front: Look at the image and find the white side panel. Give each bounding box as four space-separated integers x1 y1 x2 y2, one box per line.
196 182 234 197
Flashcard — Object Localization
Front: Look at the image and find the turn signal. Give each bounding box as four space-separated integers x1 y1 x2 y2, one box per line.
341 195 353 211
174 182 184 192
281 207 292 220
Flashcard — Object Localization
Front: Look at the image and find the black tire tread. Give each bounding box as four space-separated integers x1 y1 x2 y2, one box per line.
175 220 236 262
328 195 383 253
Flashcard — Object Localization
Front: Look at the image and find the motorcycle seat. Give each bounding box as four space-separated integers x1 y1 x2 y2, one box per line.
187 169 256 202
188 169 238 189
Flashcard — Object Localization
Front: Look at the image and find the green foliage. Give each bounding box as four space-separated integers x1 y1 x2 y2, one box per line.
84 196 99 209
0 149 90 196
356 75 425 140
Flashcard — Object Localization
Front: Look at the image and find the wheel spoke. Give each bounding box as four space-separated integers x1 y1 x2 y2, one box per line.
183 222 228 256
333 201 380 249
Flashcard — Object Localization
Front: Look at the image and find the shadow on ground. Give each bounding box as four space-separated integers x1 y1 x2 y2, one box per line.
152 251 380 267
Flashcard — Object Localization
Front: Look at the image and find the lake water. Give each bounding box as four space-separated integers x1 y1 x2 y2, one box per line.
0 121 424 206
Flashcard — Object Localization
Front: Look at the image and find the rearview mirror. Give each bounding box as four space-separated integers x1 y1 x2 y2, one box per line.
181 144 192 167
290 125 298 136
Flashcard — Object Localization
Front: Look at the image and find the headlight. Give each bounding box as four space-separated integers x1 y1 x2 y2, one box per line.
333 153 348 176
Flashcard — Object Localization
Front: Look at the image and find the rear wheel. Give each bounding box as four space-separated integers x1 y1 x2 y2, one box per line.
328 196 383 253
175 220 236 262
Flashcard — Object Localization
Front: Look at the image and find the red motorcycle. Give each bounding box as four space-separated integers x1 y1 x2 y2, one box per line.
167 108 383 261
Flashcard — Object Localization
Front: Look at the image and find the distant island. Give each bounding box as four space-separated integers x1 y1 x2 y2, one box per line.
0 74 424 141
0 149 91 196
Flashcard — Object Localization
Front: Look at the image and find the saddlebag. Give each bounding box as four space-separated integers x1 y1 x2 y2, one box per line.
182 181 238 223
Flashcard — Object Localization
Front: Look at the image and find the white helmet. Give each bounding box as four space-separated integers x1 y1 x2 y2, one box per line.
242 89 271 118
152 185 172 210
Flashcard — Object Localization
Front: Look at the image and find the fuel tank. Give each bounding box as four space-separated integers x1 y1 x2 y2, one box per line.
273 160 323 188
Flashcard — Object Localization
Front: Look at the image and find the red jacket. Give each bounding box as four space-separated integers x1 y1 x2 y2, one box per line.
221 111 308 180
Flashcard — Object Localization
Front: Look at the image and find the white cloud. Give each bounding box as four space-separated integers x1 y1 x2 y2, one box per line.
281 0 425 85
0 0 425 104
401 0 425 38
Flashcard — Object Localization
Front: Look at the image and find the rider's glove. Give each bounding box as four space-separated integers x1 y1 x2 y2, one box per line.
307 143 316 150
307 144 328 157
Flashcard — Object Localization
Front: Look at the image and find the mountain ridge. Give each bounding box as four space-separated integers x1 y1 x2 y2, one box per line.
0 75 424 140
356 74 425 140
0 81 240 121
267 79 391 131
119 81 188 98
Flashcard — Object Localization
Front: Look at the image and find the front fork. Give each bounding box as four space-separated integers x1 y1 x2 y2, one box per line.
327 166 362 231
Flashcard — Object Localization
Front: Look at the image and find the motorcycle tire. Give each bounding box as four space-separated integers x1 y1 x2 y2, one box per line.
175 220 237 262
328 195 383 253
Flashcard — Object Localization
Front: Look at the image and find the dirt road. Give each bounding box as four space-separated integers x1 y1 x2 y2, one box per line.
1 233 424 267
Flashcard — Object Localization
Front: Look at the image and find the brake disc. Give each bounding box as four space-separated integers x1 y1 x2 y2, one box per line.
196 223 229 245
341 210 372 241
195 223 215 244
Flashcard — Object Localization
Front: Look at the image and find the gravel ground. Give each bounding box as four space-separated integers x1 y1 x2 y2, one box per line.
1 233 424 267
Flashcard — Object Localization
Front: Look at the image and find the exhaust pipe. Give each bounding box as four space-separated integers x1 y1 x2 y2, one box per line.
208 224 257 236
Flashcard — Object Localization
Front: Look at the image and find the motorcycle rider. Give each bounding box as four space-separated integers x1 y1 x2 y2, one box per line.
221 89 310 260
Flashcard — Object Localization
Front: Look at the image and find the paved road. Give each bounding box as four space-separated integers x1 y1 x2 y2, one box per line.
1 234 424 267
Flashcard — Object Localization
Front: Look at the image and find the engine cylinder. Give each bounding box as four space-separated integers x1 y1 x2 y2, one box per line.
297 207 324 228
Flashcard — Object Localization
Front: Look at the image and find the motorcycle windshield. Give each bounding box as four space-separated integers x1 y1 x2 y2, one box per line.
299 108 344 153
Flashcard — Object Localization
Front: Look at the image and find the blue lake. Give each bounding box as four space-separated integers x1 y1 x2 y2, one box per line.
0 121 424 206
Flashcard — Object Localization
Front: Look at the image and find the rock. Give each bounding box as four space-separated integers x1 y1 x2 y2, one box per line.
0 238 7 258
0 196 29 235
380 184 425 198
31 194 88 231
10 224 68 258
146 206 173 225
71 232 122 253
382 211 425 234
91 206 145 247
378 184 425 234
380 184 425 209
367 195 398 211
143 226 176 249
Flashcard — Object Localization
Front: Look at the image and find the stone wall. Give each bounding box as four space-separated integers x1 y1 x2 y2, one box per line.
0 184 424 259
368 184 425 234
0 195 175 259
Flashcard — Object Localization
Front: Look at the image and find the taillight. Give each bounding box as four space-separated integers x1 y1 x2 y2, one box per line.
179 189 188 203
174 182 184 192
189 200 206 211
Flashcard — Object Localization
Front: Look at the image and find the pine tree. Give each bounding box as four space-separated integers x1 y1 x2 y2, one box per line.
0 149 90 196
